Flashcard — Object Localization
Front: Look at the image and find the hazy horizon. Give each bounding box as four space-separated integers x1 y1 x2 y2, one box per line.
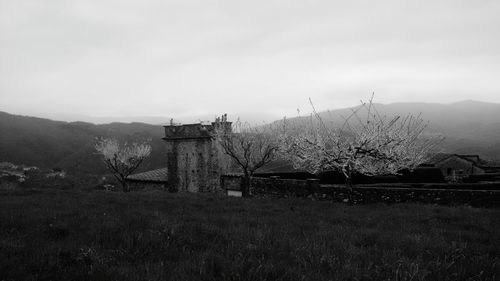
1 1 499 123
1 98 498 125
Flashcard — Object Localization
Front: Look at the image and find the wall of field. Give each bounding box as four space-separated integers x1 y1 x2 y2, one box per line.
220 175 500 207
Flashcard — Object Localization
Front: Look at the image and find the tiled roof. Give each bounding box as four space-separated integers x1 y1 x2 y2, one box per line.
424 153 494 167
425 153 455 165
126 168 168 183
256 159 309 174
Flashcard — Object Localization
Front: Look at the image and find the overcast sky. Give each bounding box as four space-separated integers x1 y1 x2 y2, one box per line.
1 0 499 124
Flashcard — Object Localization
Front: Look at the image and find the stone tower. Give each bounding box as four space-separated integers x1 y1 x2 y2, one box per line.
163 119 231 192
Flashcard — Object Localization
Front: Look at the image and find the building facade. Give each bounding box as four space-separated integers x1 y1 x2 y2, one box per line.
163 122 231 192
426 153 485 182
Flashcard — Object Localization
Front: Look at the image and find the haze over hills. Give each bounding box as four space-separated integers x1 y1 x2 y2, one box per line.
0 100 499 175
314 100 500 135
281 100 500 161
27 112 280 126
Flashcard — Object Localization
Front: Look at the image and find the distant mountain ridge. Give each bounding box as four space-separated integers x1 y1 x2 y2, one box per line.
277 100 500 161
1 100 499 176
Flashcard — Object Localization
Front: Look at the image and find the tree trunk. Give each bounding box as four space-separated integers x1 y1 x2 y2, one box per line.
342 166 354 204
241 174 251 197
345 175 353 204
119 178 130 192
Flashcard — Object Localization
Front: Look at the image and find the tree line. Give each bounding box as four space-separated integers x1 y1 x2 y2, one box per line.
96 97 442 197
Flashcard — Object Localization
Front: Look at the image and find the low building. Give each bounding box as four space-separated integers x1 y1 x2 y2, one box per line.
126 168 168 190
424 153 487 182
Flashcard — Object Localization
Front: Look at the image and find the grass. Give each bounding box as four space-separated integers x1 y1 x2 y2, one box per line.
0 188 499 280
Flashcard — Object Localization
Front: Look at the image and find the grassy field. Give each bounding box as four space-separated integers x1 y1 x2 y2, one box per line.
0 189 499 281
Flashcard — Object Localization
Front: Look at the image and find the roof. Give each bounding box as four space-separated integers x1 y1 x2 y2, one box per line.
425 153 484 165
254 159 308 174
425 153 455 165
423 153 500 170
126 168 168 183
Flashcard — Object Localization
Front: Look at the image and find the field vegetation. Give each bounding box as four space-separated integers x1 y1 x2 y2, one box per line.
0 188 499 280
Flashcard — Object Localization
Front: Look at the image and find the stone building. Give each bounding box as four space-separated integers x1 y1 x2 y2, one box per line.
163 121 231 192
425 153 485 182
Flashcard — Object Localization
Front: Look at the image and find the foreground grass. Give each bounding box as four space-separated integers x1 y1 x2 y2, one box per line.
0 189 499 281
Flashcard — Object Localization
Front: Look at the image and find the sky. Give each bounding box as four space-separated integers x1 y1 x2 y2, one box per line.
1 0 499 124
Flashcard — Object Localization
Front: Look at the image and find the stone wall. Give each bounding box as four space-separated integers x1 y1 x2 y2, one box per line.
128 181 166 191
220 175 320 196
164 123 230 193
220 175 243 191
251 177 320 197
166 139 213 192
326 186 500 207
220 175 500 207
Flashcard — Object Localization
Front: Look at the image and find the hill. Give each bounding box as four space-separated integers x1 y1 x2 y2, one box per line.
0 111 168 174
274 100 500 161
1 100 500 176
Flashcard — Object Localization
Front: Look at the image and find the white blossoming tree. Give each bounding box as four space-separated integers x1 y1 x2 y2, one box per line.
94 138 152 192
279 97 442 201
213 114 280 197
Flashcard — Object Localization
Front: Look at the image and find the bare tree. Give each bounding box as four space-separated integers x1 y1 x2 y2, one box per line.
213 114 280 197
94 138 151 192
279 97 443 201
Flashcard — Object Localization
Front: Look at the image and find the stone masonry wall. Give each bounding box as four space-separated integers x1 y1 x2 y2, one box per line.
220 175 500 207
164 123 230 193
220 175 320 196
128 181 166 191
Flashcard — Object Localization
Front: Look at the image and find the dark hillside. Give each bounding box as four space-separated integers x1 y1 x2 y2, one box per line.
0 112 167 174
